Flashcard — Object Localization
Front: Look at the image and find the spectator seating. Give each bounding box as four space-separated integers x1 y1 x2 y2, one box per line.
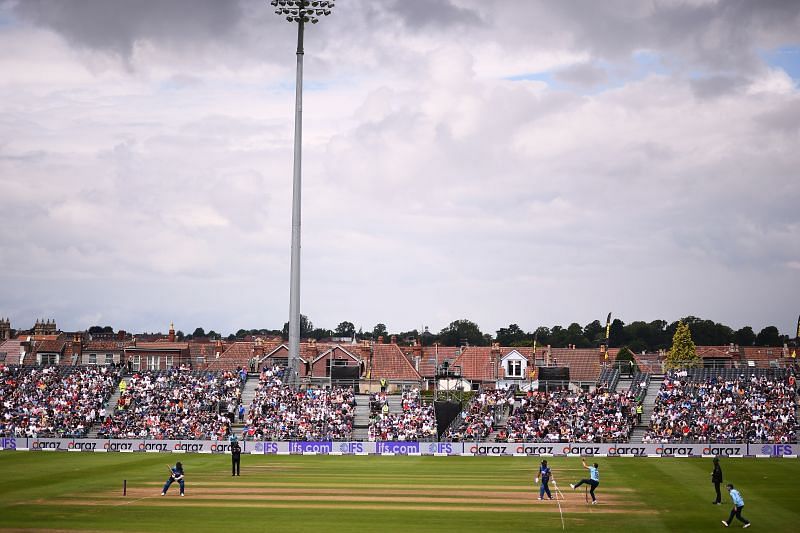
499 387 637 443
444 389 513 442
98 368 240 440
244 366 355 441
643 370 796 444
0 365 121 438
368 388 436 441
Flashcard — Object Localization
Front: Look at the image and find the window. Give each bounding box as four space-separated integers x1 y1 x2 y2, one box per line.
132 355 141 370
326 358 348 377
40 353 58 365
148 356 159 371
88 353 97 365
105 353 114 365
165 356 173 368
507 360 523 377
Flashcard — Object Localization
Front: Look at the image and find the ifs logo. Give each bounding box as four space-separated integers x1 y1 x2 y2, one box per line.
0 437 16 450
427 442 453 454
338 442 364 453
760 444 793 456
254 442 279 454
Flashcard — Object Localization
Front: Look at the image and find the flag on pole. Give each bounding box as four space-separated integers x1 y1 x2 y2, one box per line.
605 313 612 343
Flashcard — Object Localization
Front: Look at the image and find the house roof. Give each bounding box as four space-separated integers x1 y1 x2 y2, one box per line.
452 346 498 382
205 341 254 371
740 346 783 368
370 344 422 381
36 338 66 353
84 340 126 352
127 342 188 351
312 345 361 364
0 339 22 364
696 345 735 359
546 348 603 382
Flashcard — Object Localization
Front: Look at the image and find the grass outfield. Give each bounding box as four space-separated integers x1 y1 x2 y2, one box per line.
0 452 798 532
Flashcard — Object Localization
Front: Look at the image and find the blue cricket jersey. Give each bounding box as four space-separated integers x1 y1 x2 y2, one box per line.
730 489 744 507
539 465 551 483
589 466 599 482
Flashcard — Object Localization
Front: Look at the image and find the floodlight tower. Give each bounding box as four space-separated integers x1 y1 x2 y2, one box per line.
270 0 334 387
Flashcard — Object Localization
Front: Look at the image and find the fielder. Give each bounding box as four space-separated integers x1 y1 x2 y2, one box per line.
570 458 600 504
162 462 185 496
721 484 751 528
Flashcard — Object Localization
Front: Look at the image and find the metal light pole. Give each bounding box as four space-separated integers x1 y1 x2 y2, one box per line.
270 0 334 387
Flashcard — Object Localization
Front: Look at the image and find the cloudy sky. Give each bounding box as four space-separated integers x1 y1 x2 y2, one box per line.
1 0 798 337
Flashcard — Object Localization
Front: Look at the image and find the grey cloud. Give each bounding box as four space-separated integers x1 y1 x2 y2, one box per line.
384 0 482 29
488 0 800 75
553 62 608 87
12 0 244 58
690 75 748 99
756 100 800 133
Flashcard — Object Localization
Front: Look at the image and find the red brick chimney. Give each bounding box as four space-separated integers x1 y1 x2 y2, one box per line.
72 333 82 359
168 322 176 343
378 335 384 345
390 335 397 345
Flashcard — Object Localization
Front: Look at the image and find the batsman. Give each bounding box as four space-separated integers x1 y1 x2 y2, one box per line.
161 462 185 496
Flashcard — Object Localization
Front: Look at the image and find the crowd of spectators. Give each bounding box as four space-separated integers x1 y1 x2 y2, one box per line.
498 388 637 442
0 365 121 438
243 366 355 441
445 389 513 442
368 388 436 441
98 367 240 440
643 372 797 443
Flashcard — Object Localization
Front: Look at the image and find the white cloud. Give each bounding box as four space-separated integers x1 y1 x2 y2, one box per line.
0 0 798 336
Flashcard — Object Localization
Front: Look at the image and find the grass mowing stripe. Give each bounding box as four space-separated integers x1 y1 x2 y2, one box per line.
1 453 798 532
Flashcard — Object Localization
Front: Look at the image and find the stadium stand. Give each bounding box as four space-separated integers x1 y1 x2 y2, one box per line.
443 389 513 442
0 365 121 438
243 366 356 441
368 387 436 441
643 369 797 444
98 368 240 439
500 388 638 443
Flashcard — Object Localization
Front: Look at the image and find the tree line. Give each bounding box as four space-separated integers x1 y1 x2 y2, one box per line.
88 315 795 351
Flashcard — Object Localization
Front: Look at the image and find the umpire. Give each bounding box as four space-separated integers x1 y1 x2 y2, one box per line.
711 457 723 504
231 438 242 476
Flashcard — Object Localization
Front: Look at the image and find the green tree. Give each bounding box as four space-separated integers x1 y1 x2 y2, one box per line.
175 330 185 341
755 326 781 347
566 322 589 348
439 319 486 346
192 327 206 338
282 314 314 340
549 326 568 348
608 319 626 347
734 326 756 346
533 327 551 346
496 324 526 346
583 320 604 345
665 321 701 370
335 321 356 337
372 323 388 339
